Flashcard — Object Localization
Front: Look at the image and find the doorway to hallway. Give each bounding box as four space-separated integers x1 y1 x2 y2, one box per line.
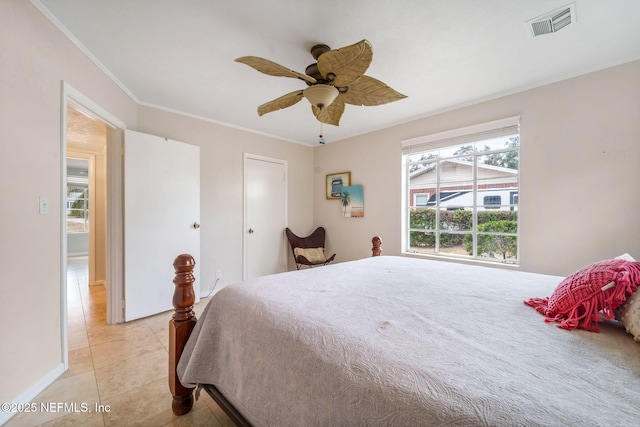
65 103 108 320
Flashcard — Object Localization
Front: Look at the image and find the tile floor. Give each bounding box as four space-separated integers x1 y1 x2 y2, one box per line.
6 256 233 427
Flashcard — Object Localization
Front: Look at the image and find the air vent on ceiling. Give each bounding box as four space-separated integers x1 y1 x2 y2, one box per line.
527 3 576 37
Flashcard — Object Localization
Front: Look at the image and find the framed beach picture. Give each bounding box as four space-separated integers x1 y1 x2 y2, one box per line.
326 172 351 199
341 185 364 218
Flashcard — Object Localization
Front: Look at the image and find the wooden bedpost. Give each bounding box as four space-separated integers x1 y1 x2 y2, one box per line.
169 254 197 415
372 236 382 257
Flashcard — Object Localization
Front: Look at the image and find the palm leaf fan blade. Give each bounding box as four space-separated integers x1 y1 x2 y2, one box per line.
340 76 407 106
312 101 345 126
257 90 304 116
235 56 316 84
317 40 373 87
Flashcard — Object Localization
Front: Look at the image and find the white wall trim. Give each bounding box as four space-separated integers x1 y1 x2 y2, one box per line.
59 85 69 373
0 363 65 425
63 84 126 129
33 1 138 104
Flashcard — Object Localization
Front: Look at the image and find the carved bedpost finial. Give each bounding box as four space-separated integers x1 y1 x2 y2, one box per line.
170 254 197 415
173 254 196 322
372 236 382 257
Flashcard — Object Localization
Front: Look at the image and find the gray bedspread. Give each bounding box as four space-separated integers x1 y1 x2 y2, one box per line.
177 256 640 426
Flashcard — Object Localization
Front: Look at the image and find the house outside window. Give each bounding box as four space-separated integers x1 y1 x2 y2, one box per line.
402 117 520 264
414 193 429 206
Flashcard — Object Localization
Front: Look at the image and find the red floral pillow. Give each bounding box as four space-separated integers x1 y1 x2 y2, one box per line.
524 259 640 332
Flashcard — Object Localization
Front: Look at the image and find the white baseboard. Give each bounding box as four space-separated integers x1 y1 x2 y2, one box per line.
0 363 65 426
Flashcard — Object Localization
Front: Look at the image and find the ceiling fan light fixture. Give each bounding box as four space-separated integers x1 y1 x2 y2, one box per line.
237 40 405 125
303 84 339 109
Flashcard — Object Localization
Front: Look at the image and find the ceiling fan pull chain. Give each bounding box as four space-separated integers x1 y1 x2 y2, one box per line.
319 123 325 145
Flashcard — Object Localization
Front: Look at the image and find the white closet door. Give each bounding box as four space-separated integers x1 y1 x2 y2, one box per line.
244 154 287 279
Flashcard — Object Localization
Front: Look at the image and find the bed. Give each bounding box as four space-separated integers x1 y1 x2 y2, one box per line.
169 237 640 426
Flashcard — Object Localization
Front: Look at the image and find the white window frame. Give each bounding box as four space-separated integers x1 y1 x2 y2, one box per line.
401 116 520 264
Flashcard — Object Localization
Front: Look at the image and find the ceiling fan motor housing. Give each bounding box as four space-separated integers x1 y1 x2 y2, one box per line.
310 44 331 59
305 63 323 82
306 44 336 83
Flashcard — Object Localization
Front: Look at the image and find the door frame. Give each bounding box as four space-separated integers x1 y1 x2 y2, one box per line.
60 83 126 368
243 153 288 280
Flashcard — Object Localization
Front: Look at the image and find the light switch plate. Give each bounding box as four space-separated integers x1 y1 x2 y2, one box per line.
39 196 49 214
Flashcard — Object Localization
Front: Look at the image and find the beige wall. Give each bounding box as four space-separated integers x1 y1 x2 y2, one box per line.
314 59 640 276
0 0 138 408
136 107 314 286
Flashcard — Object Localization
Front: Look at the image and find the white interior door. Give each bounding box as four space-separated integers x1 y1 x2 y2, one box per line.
124 130 200 321
244 154 287 279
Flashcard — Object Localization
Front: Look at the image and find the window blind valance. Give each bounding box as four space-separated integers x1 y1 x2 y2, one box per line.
401 116 520 155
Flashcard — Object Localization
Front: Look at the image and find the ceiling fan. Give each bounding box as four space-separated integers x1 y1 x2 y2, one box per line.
235 40 407 126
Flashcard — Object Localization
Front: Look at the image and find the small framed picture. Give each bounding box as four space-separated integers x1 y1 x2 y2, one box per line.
326 172 351 199
341 185 364 218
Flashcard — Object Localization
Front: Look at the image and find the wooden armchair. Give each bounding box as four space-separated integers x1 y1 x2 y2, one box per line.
285 227 336 270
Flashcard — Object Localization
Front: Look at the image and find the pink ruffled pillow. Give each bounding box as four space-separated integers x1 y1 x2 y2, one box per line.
524 259 640 332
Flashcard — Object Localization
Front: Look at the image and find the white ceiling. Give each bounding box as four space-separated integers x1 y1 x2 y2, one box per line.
34 0 640 146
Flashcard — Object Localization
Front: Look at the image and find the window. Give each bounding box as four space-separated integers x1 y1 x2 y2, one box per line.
483 195 501 209
67 181 89 233
402 117 520 264
67 158 89 233
414 193 429 206
67 157 89 233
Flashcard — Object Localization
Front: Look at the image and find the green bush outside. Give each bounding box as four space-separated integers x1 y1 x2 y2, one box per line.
463 219 518 260
409 209 517 258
